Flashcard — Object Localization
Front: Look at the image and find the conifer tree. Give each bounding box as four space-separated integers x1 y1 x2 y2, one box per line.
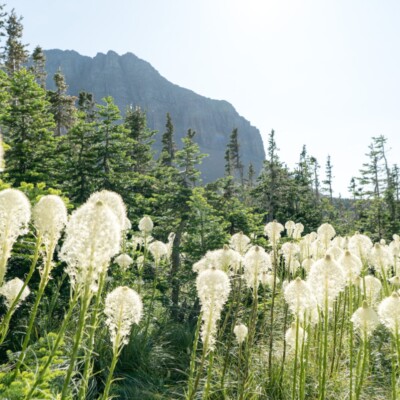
160 112 176 166
78 91 96 122
323 155 334 202
2 68 56 185
47 69 77 136
124 106 156 173
30 45 47 88
3 9 28 75
93 96 129 192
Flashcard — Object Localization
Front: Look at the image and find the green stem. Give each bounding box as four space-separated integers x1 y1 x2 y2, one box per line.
319 288 329 400
292 319 300 400
203 352 214 400
355 334 368 399
0 235 41 345
268 248 279 379
60 277 93 399
78 270 107 399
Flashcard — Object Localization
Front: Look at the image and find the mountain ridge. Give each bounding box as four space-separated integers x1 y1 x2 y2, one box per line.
44 49 266 182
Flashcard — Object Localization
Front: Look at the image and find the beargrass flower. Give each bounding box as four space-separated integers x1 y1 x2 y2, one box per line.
0 189 31 285
60 200 121 293
293 223 304 239
104 286 143 348
264 221 284 246
196 268 231 351
284 277 317 318
148 240 168 265
234 323 248 344
0 278 30 309
360 275 382 304
348 233 373 264
87 190 128 232
115 253 133 270
317 223 336 249
285 221 296 238
243 245 272 289
281 242 301 274
307 254 345 309
351 301 379 338
369 243 391 277
230 232 251 255
33 195 67 252
139 216 153 235
339 250 362 285
378 292 400 334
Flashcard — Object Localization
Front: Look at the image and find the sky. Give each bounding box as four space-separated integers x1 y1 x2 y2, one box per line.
8 0 400 197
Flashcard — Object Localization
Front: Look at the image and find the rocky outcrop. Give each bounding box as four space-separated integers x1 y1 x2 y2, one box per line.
44 49 265 182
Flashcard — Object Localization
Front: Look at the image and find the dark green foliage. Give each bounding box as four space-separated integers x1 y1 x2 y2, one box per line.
30 45 47 88
1 68 57 186
159 112 176 167
3 9 28 75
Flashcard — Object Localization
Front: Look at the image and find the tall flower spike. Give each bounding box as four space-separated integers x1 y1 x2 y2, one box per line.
139 216 153 235
284 277 317 318
285 221 296 238
0 189 31 286
32 195 67 253
115 253 133 270
203 246 243 274
230 232 251 255
317 223 336 249
339 250 362 285
369 243 391 277
233 323 248 344
281 242 301 274
351 301 379 339
348 233 373 264
307 254 345 309
0 278 30 309
264 221 284 246
87 190 127 232
148 240 168 265
243 245 272 289
378 292 400 334
360 275 382 305
293 223 304 240
60 201 121 293
196 268 231 351
104 286 143 348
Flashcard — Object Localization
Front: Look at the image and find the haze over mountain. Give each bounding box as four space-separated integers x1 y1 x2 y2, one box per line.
44 49 265 182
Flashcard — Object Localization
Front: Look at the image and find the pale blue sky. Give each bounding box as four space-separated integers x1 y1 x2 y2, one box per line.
8 0 400 197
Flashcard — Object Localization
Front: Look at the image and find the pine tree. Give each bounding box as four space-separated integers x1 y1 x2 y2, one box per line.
3 9 28 75
59 112 97 203
175 129 207 187
322 155 334 202
124 106 156 173
226 128 244 183
159 112 176 166
30 46 47 88
93 96 129 191
78 91 96 122
2 68 56 185
47 69 77 136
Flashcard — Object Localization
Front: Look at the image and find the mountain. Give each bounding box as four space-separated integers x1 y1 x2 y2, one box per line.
44 49 266 182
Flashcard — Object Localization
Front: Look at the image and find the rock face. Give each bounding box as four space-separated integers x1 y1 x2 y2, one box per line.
44 49 265 182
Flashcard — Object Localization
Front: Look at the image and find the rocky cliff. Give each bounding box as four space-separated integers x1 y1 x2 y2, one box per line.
44 49 265 182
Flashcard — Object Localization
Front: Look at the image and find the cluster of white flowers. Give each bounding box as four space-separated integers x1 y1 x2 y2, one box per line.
104 286 143 348
378 292 400 334
307 254 345 309
243 246 272 289
369 243 392 277
230 232 251 255
348 233 373 264
115 253 134 270
0 277 30 309
339 250 362 284
284 277 317 319
264 221 284 246
0 189 31 285
60 200 121 293
351 301 379 338
148 240 169 265
196 268 231 351
33 195 67 255
281 242 300 274
360 275 382 305
138 215 153 235
88 190 130 232
317 223 336 250
233 323 248 344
